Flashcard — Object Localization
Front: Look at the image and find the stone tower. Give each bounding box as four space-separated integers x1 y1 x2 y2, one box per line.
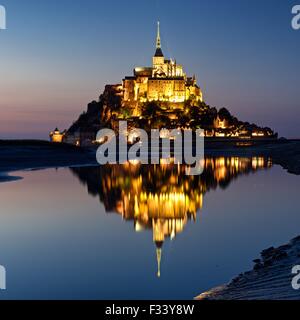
152 21 165 75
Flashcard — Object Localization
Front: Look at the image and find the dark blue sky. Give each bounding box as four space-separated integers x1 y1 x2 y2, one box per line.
0 0 299 138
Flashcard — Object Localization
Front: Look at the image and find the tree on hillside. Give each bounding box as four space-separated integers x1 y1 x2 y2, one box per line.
218 107 231 120
144 102 161 119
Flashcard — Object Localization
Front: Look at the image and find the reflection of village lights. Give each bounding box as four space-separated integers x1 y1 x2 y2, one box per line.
236 142 252 147
252 157 265 169
216 157 225 167
233 157 240 170
160 158 175 165
160 129 170 139
215 167 227 181
129 159 141 166
72 156 273 278
135 221 145 232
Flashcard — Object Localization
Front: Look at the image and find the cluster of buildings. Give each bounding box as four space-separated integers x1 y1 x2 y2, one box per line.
50 22 275 145
122 22 203 115
207 116 274 139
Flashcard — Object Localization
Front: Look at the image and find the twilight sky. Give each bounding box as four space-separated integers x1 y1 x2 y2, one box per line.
0 0 299 139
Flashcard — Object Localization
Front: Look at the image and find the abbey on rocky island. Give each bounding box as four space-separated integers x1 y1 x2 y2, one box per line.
50 23 277 146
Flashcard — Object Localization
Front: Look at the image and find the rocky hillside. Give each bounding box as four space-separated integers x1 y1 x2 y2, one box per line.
66 85 277 141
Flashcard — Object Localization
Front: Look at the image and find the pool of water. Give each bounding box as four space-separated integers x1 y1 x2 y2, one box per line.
0 157 299 299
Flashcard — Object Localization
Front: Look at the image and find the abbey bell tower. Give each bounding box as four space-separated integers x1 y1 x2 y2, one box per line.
153 21 165 75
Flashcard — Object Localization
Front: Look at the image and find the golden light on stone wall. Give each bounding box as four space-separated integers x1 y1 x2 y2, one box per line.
214 116 228 129
252 131 265 137
49 128 65 143
122 25 203 105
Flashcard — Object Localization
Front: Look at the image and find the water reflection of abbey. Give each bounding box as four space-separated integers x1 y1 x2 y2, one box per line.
71 157 272 277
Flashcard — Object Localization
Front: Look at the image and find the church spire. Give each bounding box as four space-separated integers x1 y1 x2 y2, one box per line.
156 21 161 49
154 21 164 57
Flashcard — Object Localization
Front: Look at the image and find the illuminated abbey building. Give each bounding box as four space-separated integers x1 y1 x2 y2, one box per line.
54 22 276 146
122 22 203 114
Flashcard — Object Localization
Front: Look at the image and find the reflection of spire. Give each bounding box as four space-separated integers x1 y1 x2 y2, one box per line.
156 248 161 278
155 241 163 278
70 157 273 279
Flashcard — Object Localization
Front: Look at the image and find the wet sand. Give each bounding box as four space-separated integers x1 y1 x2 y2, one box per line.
196 235 300 300
1 139 300 178
0 140 97 182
